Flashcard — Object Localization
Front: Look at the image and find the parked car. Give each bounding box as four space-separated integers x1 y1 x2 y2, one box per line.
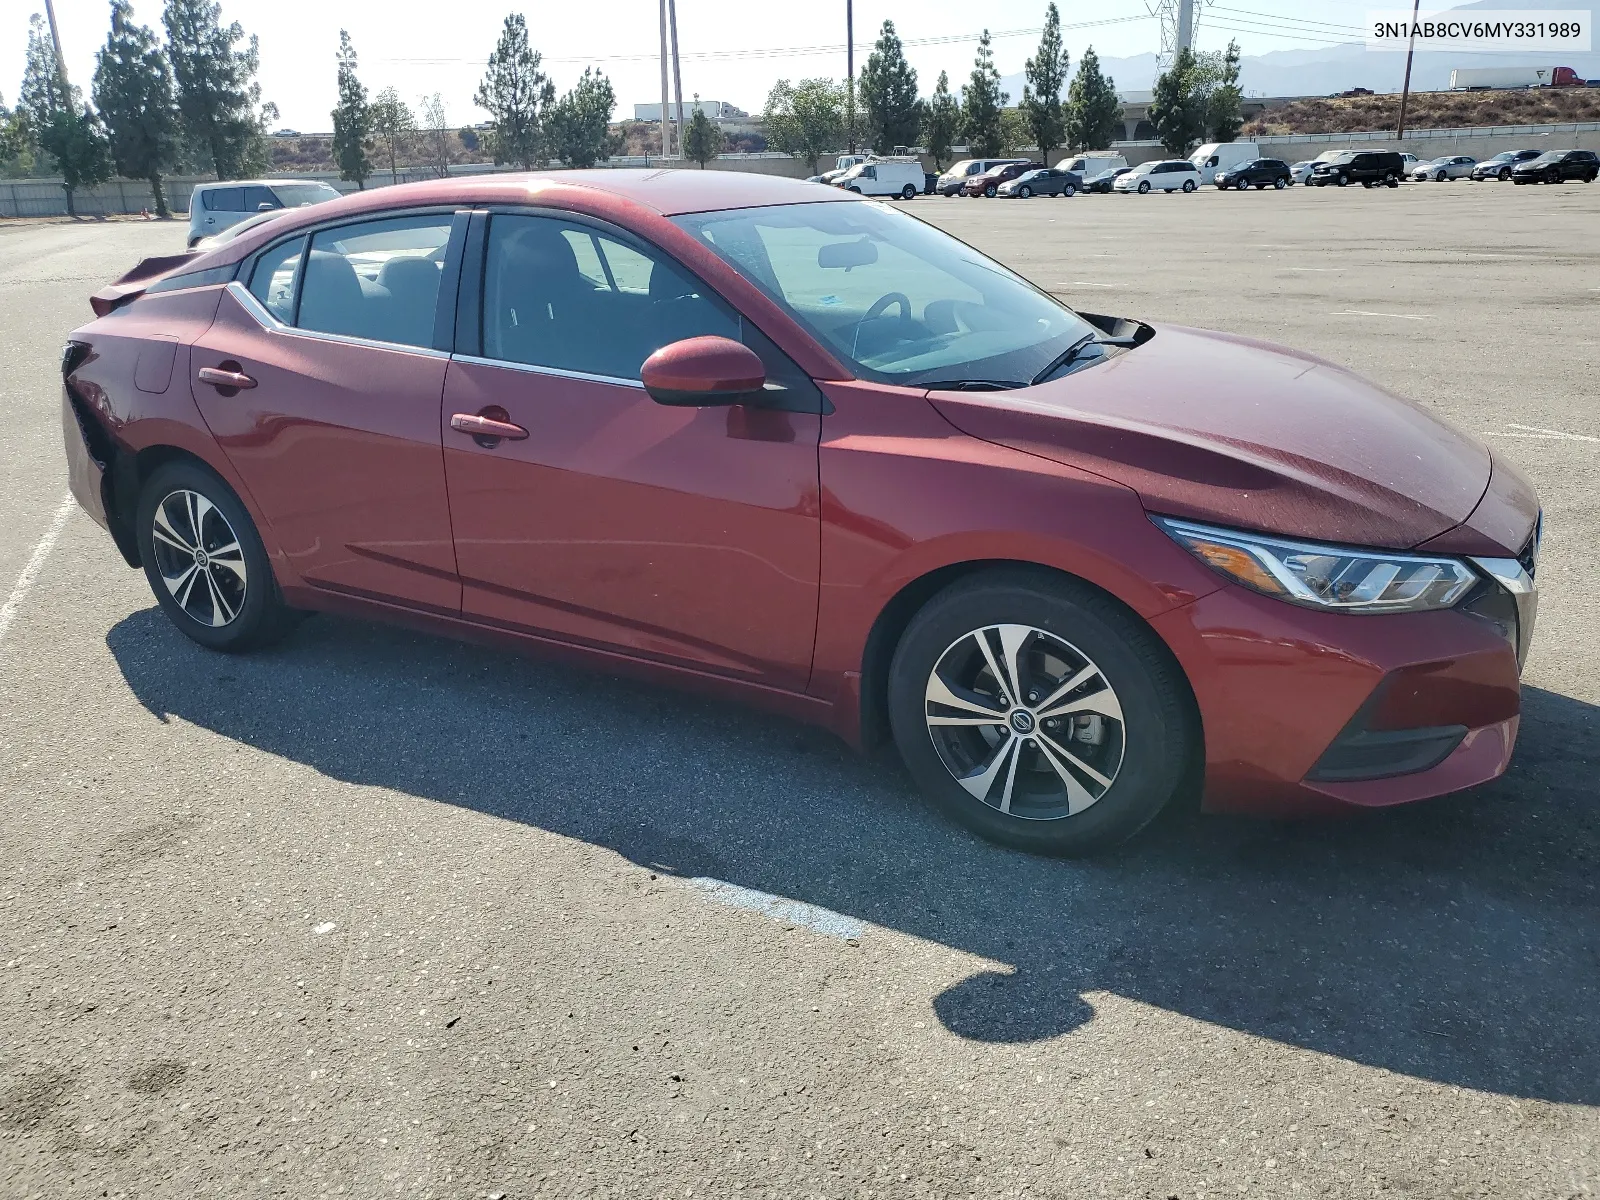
1056 152 1127 176
1114 160 1202 193
63 171 1540 856
1288 160 1318 186
1511 148 1600 183
1190 142 1261 177
934 157 1029 196
961 161 1045 197
190 207 288 251
1470 150 1544 180
834 160 925 199
1399 153 1421 174
997 167 1083 198
1083 166 1133 193
1311 150 1405 187
1214 158 1292 190
1412 155 1477 181
187 179 341 247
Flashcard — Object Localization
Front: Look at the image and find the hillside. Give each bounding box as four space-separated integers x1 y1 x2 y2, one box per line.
1243 87 1600 136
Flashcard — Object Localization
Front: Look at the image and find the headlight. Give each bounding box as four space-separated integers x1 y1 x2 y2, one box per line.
1154 517 1478 613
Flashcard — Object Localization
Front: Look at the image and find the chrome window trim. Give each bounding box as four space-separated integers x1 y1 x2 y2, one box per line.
450 352 646 390
225 280 451 360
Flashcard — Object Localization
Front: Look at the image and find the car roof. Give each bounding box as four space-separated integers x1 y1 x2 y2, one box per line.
192 178 329 189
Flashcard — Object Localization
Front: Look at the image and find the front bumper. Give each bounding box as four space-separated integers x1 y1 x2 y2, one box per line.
1151 582 1529 817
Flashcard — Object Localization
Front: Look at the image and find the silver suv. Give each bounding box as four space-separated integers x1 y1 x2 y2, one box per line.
187 179 341 247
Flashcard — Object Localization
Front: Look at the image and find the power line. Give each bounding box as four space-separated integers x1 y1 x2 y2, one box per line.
1210 6 1366 34
1203 18 1355 45
373 14 1155 66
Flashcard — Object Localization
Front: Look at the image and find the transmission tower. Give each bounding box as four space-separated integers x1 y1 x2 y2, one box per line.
1149 0 1210 73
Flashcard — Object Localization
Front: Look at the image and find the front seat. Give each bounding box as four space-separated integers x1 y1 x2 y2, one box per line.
488 224 598 371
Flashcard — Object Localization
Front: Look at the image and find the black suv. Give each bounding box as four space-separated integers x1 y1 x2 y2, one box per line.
1214 158 1292 190
1311 150 1404 188
1511 149 1600 184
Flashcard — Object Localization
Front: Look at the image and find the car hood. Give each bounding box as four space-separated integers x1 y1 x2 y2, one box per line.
926 324 1491 550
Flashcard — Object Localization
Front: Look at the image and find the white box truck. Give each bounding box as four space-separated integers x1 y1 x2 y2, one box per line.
1190 142 1260 177
1450 66 1583 89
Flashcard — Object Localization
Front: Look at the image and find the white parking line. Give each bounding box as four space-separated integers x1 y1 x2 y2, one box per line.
1483 423 1600 443
689 877 865 940
0 491 74 647
1287 267 1345 271
1068 281 1116 287
1330 310 1435 320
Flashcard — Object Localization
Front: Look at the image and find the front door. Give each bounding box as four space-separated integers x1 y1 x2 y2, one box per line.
190 211 464 611
441 212 821 690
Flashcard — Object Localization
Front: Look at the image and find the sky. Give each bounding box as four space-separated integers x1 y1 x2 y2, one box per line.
4 0 1383 132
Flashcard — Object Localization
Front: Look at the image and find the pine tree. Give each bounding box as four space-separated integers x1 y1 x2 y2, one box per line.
162 0 271 179
962 31 1008 158
370 87 414 183
20 14 71 132
94 0 181 217
41 109 112 217
1149 46 1208 155
858 20 920 153
921 71 960 169
1022 3 1068 162
330 30 370 189
474 14 554 170
1065 47 1122 151
1208 40 1245 142
683 103 723 168
547 68 618 168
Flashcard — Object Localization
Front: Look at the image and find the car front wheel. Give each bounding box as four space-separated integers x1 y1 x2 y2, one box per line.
984 185 998 197
1062 184 1075 197
1337 173 1349 186
1273 177 1286 189
1500 168 1511 181
888 571 1197 856
1018 185 1032 198
1137 180 1150 193
136 460 297 652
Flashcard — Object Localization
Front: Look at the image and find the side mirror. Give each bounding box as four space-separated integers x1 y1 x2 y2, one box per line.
641 336 765 407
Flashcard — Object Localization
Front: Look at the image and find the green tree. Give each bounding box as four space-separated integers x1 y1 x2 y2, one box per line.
1207 39 1244 142
1022 3 1068 162
547 68 618 168
370 86 414 182
961 30 1007 158
162 0 272 178
474 13 554 169
1148 46 1208 155
41 107 112 217
93 0 181 218
1000 106 1031 155
683 103 723 167
20 14 71 134
921 70 960 169
1064 46 1121 151
858 19 920 152
763 78 845 174
419 93 452 178
330 30 370 189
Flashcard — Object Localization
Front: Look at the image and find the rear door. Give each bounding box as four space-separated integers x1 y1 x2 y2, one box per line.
440 211 823 689
190 210 466 611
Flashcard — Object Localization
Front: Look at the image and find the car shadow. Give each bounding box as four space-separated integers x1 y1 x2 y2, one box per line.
106 607 1600 1104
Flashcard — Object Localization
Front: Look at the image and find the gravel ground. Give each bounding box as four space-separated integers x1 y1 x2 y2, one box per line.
1 180 1597 1199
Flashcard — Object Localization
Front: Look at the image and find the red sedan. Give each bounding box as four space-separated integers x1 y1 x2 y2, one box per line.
61 172 1540 854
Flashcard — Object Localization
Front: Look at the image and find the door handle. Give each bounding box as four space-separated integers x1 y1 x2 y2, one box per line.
197 365 256 391
451 411 529 445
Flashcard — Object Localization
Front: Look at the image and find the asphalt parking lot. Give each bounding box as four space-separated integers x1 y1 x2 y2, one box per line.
2 181 1597 1198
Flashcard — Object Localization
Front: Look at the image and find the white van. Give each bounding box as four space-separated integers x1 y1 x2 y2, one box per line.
836 160 926 199
1189 142 1260 177
1056 152 1127 176
187 178 341 247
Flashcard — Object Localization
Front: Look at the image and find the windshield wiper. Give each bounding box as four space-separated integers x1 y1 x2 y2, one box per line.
918 378 1029 391
1030 332 1141 386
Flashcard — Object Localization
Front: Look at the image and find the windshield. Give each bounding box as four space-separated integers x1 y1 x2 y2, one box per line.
945 159 976 175
673 201 1094 388
1485 153 1514 163
1531 151 1563 163
271 182 341 207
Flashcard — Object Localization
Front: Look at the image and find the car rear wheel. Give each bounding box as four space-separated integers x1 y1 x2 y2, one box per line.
1182 179 1196 192
887 571 1197 856
136 460 297 652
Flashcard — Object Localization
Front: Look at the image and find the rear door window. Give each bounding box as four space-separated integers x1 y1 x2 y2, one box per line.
248 237 304 323
279 214 455 348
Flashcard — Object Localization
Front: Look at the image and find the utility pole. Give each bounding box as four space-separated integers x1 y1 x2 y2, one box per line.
1176 0 1195 54
658 0 672 158
43 0 71 95
1396 0 1422 139
668 0 685 160
846 0 856 152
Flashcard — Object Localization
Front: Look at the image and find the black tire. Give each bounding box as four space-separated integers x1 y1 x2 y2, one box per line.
1018 185 1032 198
984 184 998 197
1137 180 1150 193
1182 179 1196 192
1062 183 1075 197
135 459 297 652
1499 168 1511 181
1273 177 1286 189
887 570 1197 857
1337 173 1349 186
901 184 917 199
848 185 862 193
1436 171 1447 182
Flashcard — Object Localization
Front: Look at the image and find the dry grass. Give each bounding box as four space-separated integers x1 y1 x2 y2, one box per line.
1243 88 1600 135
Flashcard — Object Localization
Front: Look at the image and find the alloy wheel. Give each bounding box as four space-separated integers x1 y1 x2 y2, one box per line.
923 623 1126 821
149 488 249 627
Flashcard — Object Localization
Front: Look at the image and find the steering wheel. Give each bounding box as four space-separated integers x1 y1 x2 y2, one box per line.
863 292 912 324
